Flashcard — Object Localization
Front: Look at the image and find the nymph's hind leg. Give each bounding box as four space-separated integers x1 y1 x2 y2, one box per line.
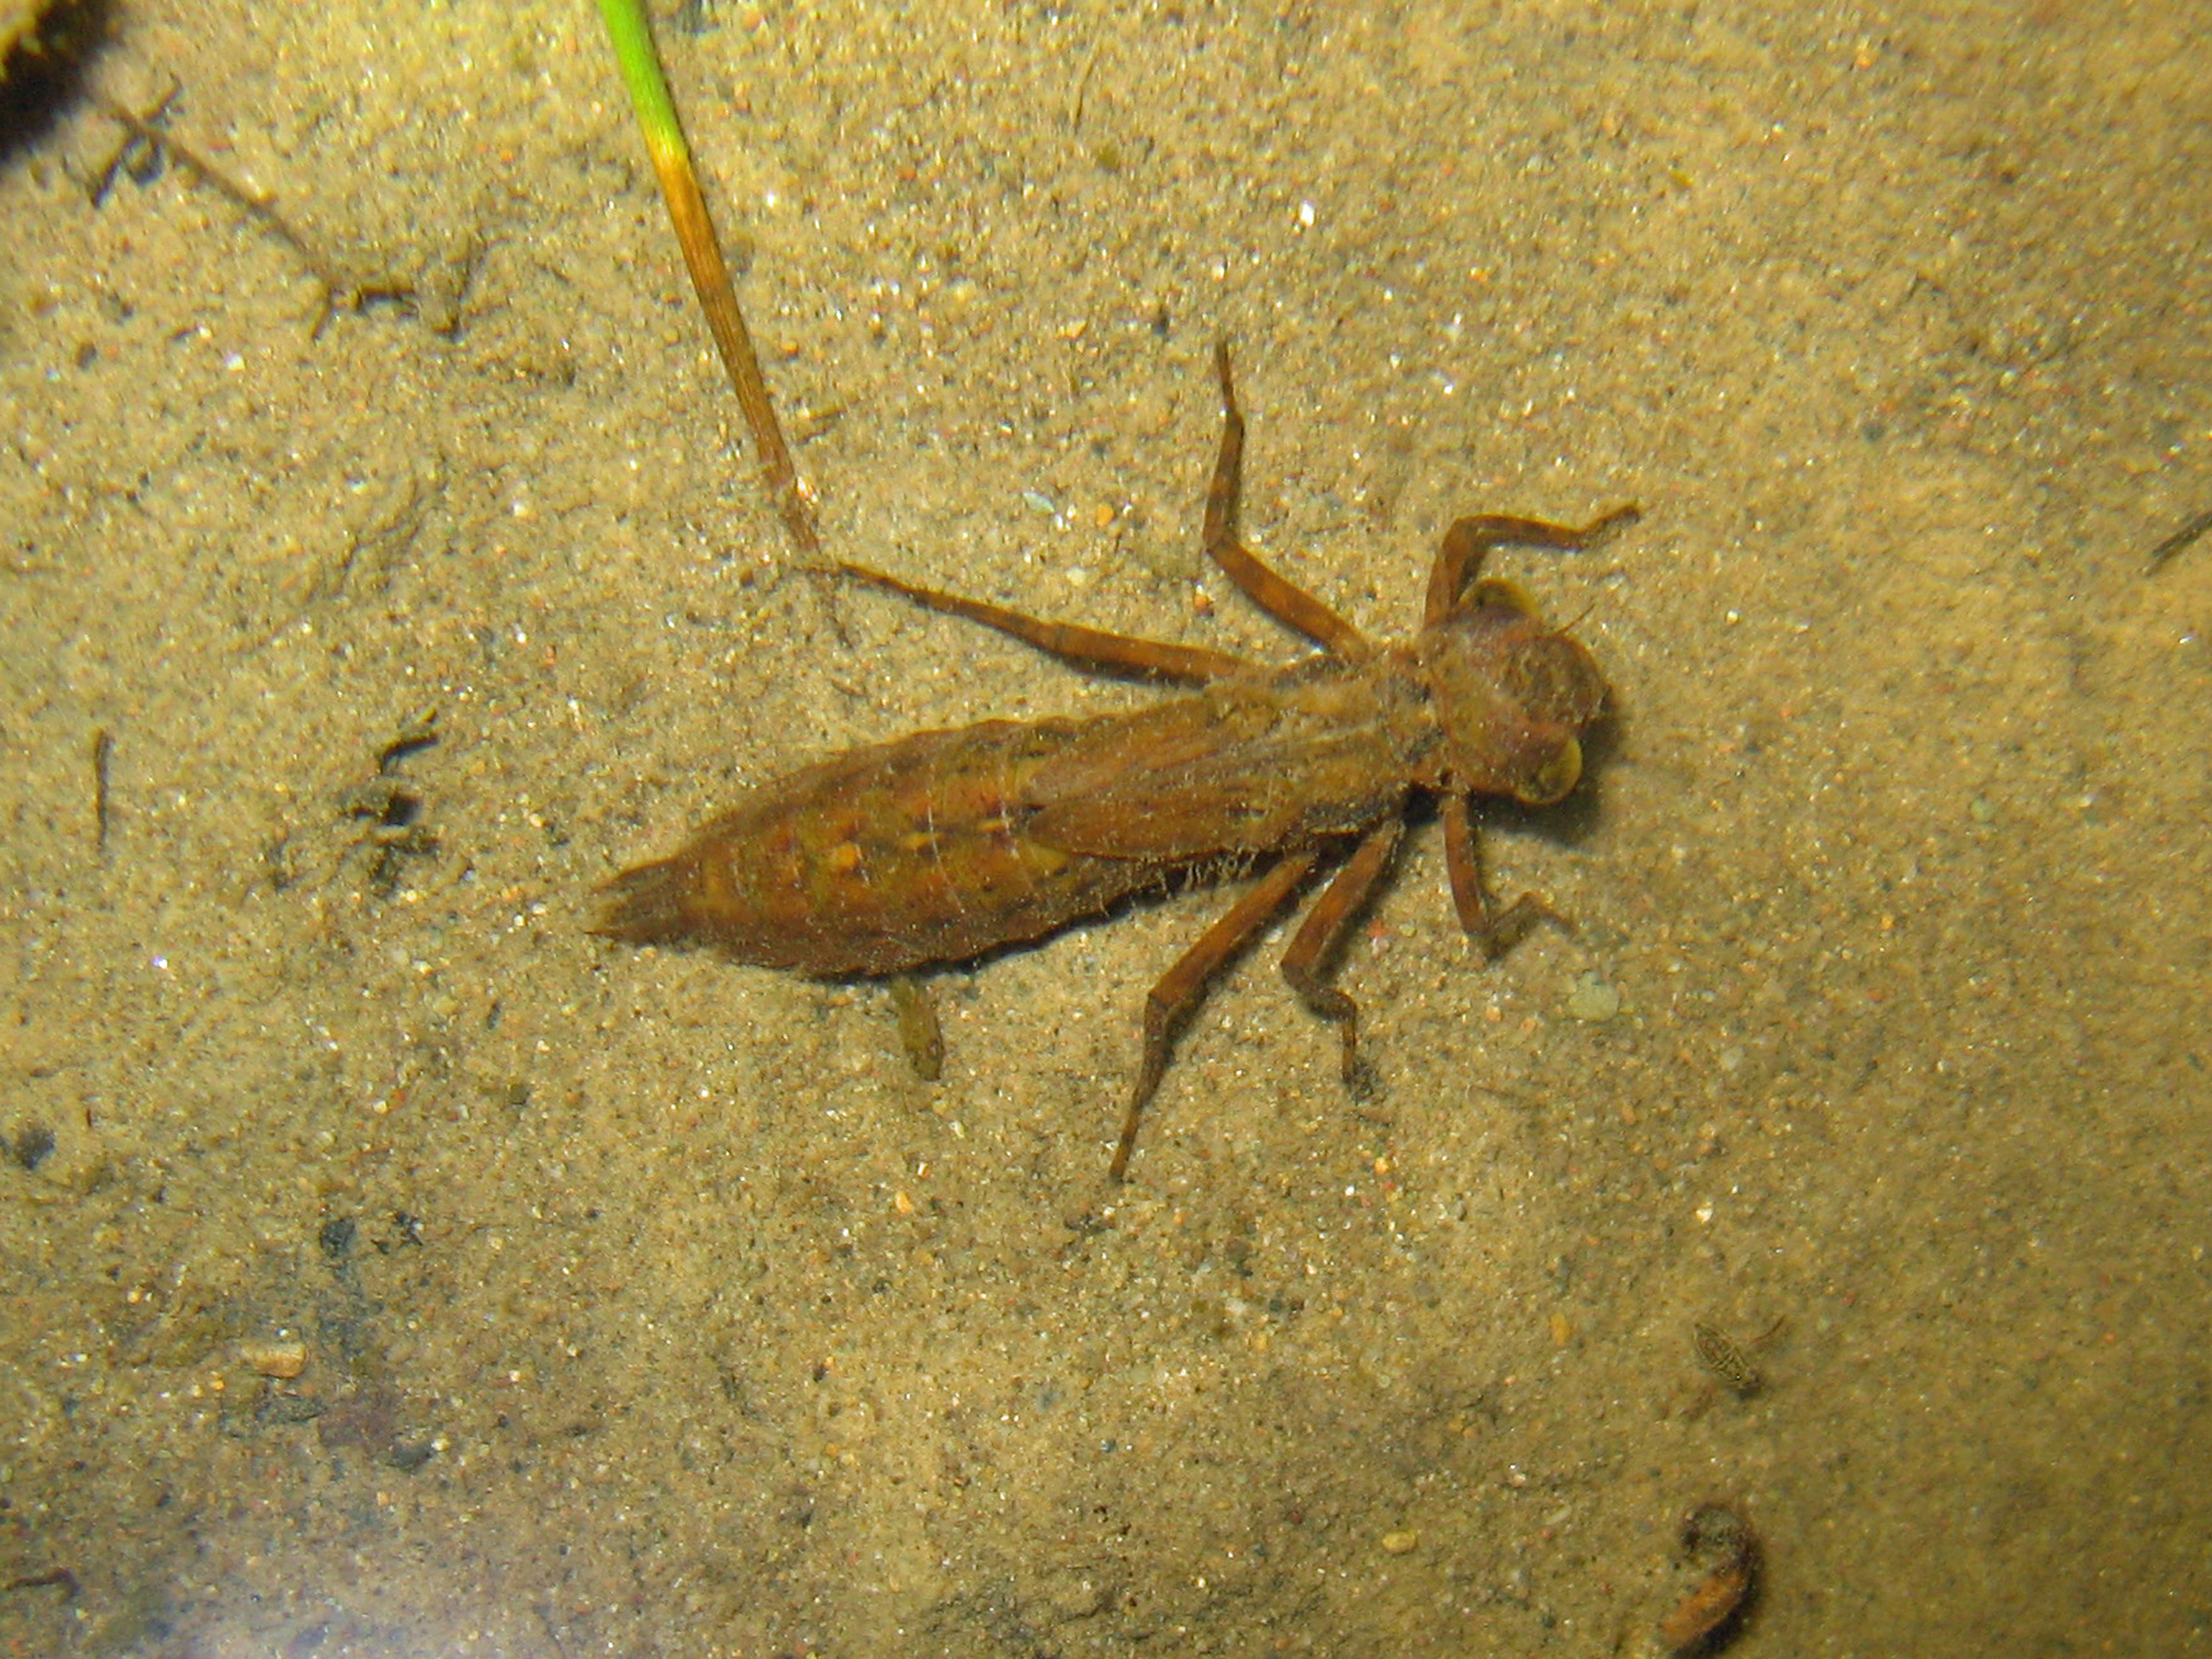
1205 343 1375 661
836 561 1251 683
1278 817 1404 1094
1112 849 1321 1180
1424 506 1641 628
1442 792 1570 958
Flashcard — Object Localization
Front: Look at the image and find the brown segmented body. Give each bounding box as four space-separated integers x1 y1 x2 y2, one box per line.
596 345 1637 1178
598 655 1434 975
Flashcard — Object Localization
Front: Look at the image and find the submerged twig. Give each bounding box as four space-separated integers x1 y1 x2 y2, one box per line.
2148 507 2211 572
90 728 112 860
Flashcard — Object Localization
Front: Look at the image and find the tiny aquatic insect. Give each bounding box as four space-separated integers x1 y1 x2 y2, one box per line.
595 344 1637 1178
1691 1314 1786 1398
1691 1321 1763 1395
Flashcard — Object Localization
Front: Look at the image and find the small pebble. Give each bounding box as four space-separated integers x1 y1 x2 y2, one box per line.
1380 1529 1419 1555
239 1338 307 1379
1660 1503 1759 1650
1566 971 1621 1022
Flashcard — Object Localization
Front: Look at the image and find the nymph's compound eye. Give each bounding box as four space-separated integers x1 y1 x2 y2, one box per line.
1468 576 1539 616
1516 737 1583 806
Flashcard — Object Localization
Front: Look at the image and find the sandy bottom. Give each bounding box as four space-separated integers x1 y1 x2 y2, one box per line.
2 3 2208 1654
